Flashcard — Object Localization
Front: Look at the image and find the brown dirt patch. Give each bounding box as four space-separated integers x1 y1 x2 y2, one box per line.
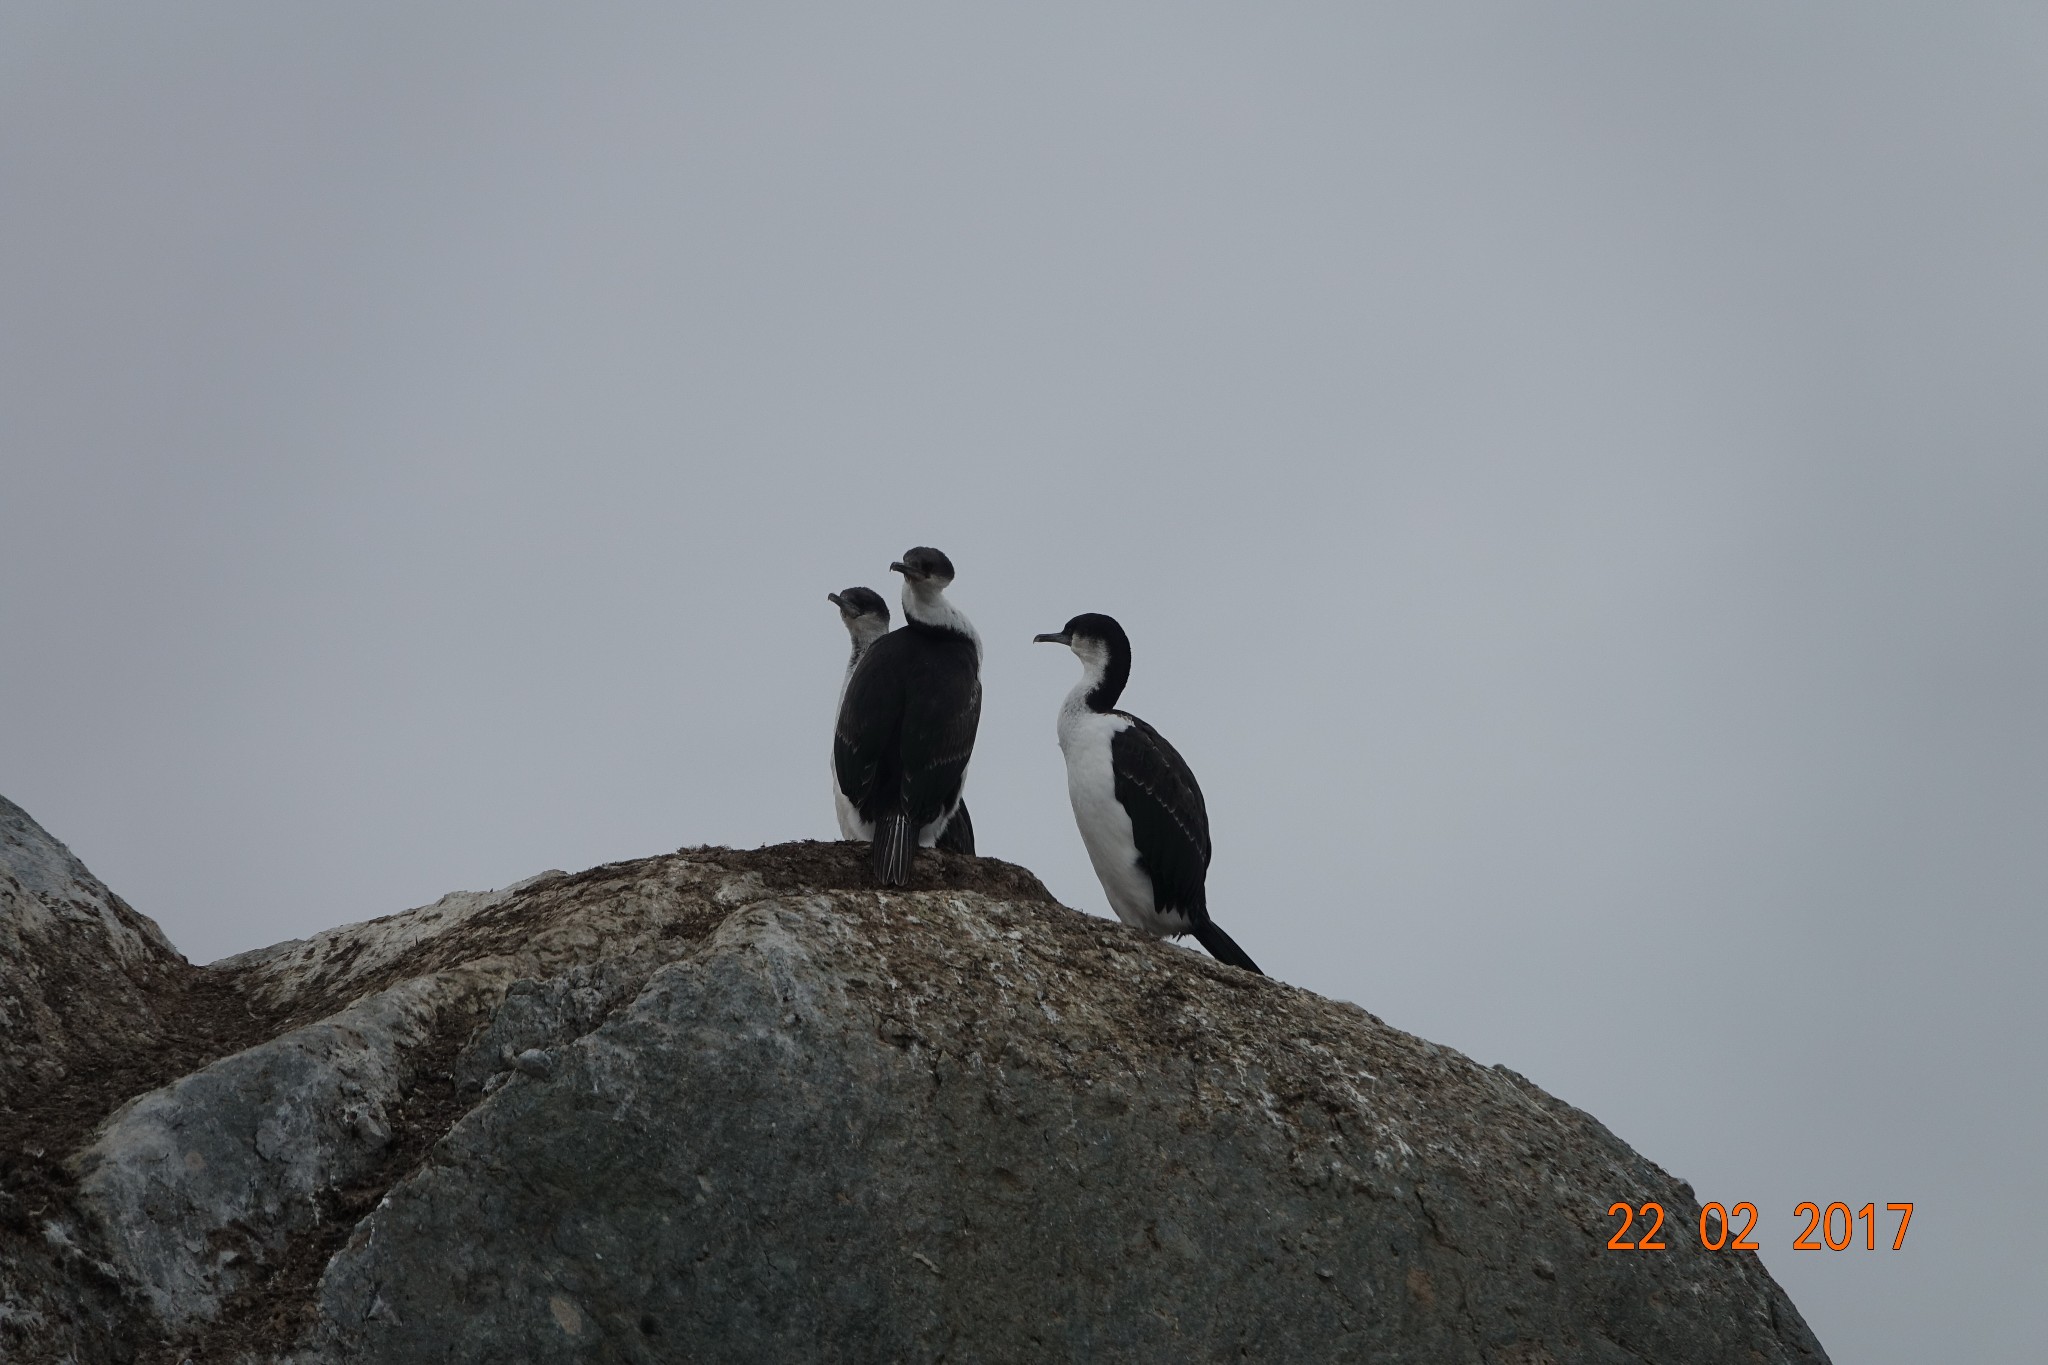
696 839 1058 901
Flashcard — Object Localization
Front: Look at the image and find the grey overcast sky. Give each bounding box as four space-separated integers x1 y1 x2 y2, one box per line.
3 4 2042 1358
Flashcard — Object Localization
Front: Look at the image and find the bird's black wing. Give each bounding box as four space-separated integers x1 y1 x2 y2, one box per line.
1109 714 1211 919
934 802 975 855
833 630 910 820
898 630 981 830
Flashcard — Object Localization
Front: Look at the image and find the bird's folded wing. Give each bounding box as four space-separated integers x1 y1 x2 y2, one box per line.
833 639 906 806
1111 716 1212 914
901 677 981 821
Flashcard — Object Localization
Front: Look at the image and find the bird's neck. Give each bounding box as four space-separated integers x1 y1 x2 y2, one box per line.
845 622 888 673
838 624 889 711
902 584 981 658
1063 647 1129 717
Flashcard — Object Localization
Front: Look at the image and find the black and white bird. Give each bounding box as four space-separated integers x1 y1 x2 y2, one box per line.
834 547 982 883
827 587 891 841
1034 613 1262 974
828 584 975 852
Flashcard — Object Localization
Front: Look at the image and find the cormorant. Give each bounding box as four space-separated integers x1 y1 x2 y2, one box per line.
1034 613 1261 973
834 547 981 882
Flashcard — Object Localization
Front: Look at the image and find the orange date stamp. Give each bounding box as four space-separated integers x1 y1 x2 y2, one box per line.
1604 1200 1914 1251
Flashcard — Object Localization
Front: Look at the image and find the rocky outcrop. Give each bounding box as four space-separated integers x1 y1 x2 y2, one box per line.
2 796 218 1358
1 800 1831 1363
1 796 188 1110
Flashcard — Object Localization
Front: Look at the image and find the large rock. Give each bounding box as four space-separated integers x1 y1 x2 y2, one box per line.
1 802 1830 1363
0 795 187 1109
1 796 199 1360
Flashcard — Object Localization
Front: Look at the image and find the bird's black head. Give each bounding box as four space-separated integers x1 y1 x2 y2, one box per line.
1034 613 1131 711
890 546 956 585
1033 612 1127 652
827 586 890 622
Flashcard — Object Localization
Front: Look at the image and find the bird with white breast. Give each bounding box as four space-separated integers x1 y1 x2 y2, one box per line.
1034 612 1261 973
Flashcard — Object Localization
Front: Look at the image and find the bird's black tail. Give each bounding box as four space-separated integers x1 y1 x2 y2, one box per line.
872 811 915 886
1193 919 1263 975
934 802 975 855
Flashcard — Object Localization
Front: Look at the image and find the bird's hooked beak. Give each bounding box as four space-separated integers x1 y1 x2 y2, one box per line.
1033 631 1072 646
889 560 924 581
827 592 846 609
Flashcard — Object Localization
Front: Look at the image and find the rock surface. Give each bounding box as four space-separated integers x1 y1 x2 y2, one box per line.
1 795 188 1108
1 799 1832 1364
2 796 226 1359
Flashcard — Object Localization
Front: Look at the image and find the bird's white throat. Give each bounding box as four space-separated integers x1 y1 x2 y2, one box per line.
901 581 981 659
1058 637 1118 721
